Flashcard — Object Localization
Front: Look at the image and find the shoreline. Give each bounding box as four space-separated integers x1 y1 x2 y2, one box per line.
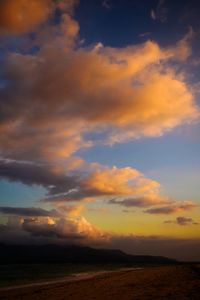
1 265 199 300
0 267 142 292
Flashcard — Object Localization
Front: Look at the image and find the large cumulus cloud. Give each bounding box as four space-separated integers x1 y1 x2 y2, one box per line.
0 15 199 162
0 206 108 246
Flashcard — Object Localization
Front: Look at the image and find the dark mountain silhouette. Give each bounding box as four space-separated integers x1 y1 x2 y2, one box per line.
0 244 176 264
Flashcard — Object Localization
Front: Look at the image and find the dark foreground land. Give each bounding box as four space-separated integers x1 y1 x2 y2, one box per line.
1 265 200 300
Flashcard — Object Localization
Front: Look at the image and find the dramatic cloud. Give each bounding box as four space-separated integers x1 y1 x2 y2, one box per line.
0 210 108 246
22 216 105 242
144 202 197 215
0 0 199 259
43 165 162 203
164 216 199 226
0 159 197 218
0 159 162 207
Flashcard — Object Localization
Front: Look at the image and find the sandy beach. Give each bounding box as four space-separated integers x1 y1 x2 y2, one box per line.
1 265 199 300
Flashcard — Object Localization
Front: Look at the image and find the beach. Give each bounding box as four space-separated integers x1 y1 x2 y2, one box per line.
1 265 199 300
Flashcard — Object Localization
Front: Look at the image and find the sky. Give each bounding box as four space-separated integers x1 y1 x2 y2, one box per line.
0 0 200 261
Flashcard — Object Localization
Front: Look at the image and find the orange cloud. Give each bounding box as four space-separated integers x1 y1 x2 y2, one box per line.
80 166 160 197
0 213 108 245
0 157 197 218
0 0 79 35
0 25 198 162
40 165 161 203
56 205 84 217
0 0 52 34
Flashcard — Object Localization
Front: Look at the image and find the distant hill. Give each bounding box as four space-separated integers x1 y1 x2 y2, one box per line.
0 244 176 264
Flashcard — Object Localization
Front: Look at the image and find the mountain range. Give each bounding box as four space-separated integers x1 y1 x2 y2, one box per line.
0 244 176 264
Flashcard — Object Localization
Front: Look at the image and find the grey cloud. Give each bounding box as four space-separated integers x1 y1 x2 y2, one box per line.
0 206 60 218
0 206 106 246
102 0 112 10
0 159 161 205
144 202 197 215
22 218 83 240
176 216 199 226
109 198 149 207
0 158 79 196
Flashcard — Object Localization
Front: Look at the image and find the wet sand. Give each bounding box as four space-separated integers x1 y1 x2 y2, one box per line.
1 265 200 300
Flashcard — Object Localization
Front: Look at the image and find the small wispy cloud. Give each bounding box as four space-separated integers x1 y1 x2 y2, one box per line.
139 32 152 38
150 9 156 21
102 0 112 10
150 0 168 23
164 216 199 226
144 202 197 215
